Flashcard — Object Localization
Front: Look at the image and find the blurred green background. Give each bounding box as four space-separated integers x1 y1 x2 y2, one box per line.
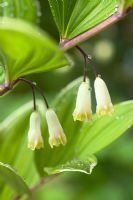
0 0 133 200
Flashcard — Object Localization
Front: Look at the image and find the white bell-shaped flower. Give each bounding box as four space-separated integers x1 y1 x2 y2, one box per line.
46 109 67 148
73 80 92 121
28 111 44 150
94 76 114 116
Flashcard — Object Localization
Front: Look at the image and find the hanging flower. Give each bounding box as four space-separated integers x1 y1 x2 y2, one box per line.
28 111 44 150
46 109 67 148
73 80 92 121
94 76 114 116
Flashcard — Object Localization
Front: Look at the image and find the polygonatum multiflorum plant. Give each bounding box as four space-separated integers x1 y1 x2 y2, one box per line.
0 0 133 199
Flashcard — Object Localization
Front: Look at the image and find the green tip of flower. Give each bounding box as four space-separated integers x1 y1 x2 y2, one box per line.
49 134 67 148
73 112 92 122
28 140 44 151
96 105 114 116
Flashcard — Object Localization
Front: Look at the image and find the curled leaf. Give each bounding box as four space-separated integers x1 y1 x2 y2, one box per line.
44 156 97 175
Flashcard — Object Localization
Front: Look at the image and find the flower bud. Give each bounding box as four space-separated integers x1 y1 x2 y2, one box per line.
46 109 67 148
94 76 114 116
73 80 92 121
28 111 44 150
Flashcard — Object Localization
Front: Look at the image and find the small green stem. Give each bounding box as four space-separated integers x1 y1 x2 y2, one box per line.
76 45 98 78
18 78 36 111
0 77 49 110
18 77 49 109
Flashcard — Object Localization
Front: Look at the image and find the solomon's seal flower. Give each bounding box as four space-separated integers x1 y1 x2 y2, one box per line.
94 76 114 116
73 80 92 121
46 109 67 148
28 111 44 150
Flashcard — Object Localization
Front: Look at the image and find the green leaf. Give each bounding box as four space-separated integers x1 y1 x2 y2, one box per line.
0 17 69 83
44 156 97 175
77 101 133 156
0 77 132 199
0 102 39 199
0 0 40 24
0 162 30 195
48 0 118 39
34 78 133 176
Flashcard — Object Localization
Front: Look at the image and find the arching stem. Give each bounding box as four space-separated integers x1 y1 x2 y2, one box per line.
0 77 49 110
18 77 49 109
76 45 98 78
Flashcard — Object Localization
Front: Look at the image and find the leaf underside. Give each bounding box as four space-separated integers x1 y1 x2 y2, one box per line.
0 0 40 24
44 156 97 175
0 162 30 195
0 17 69 83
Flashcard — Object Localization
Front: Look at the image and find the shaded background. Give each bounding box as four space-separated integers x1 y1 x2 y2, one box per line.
0 0 133 199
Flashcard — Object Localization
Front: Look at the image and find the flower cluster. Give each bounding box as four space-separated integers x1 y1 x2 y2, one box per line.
27 73 113 151
27 75 113 150
28 67 114 150
73 75 114 121
27 109 67 150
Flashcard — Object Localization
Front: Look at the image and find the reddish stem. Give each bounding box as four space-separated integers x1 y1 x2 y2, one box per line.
60 6 133 49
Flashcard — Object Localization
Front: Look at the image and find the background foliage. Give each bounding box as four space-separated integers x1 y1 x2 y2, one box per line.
0 0 133 200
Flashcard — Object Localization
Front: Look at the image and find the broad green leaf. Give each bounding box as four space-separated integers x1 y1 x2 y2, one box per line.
0 78 132 199
0 102 39 200
77 101 133 156
44 156 97 175
0 65 5 84
34 78 133 176
0 162 30 195
0 17 69 83
0 0 40 24
48 0 118 39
